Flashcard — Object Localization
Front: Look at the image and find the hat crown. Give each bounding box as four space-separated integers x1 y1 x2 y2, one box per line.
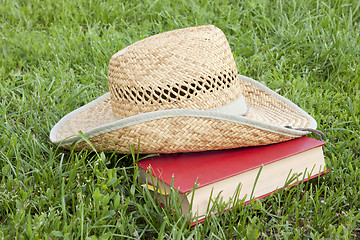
108 25 242 118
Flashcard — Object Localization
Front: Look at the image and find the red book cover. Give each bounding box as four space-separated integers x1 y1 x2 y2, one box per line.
137 137 325 194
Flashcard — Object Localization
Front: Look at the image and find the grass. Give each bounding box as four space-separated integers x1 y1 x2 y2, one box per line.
1 0 360 238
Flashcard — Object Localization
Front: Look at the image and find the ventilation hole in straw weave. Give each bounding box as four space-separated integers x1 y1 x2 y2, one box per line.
118 88 123 97
137 90 144 103
153 89 161 102
171 86 181 100
161 93 170 102
140 87 150 102
112 69 237 105
169 91 177 99
145 90 152 99
154 89 161 97
122 88 130 101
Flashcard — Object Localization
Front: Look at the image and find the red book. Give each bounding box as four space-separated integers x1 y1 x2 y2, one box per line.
138 137 327 222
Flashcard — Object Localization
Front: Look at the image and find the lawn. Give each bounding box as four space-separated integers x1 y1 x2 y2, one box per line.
1 0 360 239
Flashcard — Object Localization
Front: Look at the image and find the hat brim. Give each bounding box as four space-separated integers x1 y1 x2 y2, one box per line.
50 75 317 153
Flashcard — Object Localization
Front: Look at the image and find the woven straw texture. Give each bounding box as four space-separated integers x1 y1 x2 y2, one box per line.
56 77 310 153
52 25 314 154
69 117 294 154
108 25 242 118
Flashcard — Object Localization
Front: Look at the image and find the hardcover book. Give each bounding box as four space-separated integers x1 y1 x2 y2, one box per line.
137 137 327 222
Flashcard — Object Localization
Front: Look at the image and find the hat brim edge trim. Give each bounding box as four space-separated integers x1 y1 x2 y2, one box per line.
50 75 317 147
49 92 111 144
240 75 317 129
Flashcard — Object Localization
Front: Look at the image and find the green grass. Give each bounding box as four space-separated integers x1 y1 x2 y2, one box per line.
1 0 360 238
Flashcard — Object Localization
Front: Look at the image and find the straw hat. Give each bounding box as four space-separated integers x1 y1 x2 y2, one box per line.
50 25 318 154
